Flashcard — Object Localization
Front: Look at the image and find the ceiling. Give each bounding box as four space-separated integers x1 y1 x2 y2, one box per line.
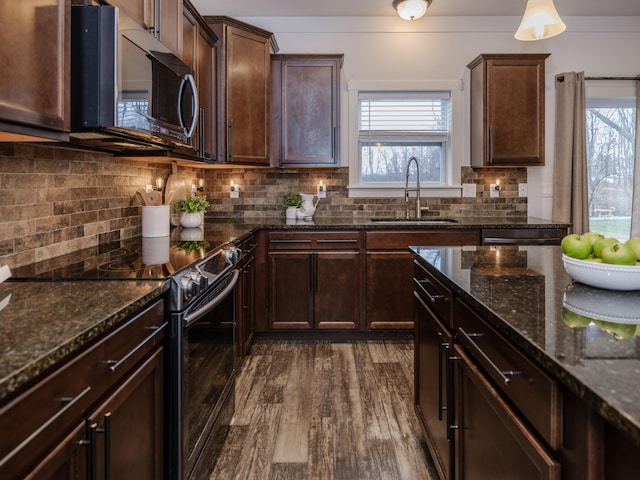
190 0 640 18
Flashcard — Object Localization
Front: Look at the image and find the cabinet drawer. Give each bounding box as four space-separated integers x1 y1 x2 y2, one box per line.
366 229 479 250
414 260 452 328
454 298 560 449
0 299 165 478
268 231 360 250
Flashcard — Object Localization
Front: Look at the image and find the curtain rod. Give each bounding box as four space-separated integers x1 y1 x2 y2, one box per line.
585 76 639 81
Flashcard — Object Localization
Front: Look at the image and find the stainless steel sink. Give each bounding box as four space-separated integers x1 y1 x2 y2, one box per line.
370 217 459 225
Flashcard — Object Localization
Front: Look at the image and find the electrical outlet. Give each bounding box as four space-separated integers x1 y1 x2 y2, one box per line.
490 184 500 198
462 183 476 198
518 183 528 197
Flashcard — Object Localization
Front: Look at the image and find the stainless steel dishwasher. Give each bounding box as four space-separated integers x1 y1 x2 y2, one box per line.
481 228 564 246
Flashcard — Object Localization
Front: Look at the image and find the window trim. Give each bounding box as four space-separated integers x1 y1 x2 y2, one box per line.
347 80 463 198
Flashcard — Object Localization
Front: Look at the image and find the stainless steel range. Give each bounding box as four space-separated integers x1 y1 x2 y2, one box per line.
11 227 245 480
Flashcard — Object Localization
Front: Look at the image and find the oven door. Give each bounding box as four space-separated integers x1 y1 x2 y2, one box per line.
182 269 239 479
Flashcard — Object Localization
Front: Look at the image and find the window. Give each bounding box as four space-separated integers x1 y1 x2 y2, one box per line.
586 90 636 242
358 91 451 185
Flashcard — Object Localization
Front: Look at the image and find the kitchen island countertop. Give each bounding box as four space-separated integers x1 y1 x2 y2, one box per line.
410 244 640 447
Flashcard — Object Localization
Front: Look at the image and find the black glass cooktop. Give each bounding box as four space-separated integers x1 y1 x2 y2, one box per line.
11 224 239 281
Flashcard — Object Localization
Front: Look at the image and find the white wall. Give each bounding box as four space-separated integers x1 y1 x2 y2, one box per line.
240 15 640 220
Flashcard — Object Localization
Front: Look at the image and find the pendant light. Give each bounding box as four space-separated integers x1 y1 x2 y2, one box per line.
515 0 566 41
393 0 432 21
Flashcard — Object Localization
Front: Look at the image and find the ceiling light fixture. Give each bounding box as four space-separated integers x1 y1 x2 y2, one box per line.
393 0 432 21
515 0 566 41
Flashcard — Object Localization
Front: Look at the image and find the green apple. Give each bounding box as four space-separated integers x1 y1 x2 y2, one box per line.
625 237 640 261
561 308 592 328
561 234 593 259
582 231 604 246
594 320 637 339
601 243 637 266
584 257 602 263
592 237 619 258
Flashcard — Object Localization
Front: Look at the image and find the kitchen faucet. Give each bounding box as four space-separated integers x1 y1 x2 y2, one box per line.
404 156 428 219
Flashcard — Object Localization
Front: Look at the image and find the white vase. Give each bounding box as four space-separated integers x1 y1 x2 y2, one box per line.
180 212 202 228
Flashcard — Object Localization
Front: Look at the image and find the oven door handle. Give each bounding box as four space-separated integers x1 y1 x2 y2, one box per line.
183 269 240 327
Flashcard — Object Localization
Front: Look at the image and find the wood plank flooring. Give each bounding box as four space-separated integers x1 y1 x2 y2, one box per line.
210 339 438 480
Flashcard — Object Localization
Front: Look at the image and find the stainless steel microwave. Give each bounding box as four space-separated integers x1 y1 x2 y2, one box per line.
70 5 198 153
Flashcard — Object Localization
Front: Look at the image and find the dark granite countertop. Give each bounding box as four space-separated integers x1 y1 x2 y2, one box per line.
211 215 569 231
1 216 567 403
410 245 640 447
0 280 169 402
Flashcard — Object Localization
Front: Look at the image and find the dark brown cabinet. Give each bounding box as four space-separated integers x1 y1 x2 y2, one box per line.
271 54 343 167
468 53 549 167
238 235 256 357
453 344 560 480
206 17 277 165
0 299 166 480
267 231 360 330
108 0 182 55
0 0 69 141
183 3 218 160
413 260 454 480
365 230 479 329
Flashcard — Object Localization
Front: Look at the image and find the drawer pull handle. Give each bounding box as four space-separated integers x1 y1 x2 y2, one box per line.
270 239 312 244
106 324 166 372
416 279 446 304
0 386 92 470
458 327 521 384
316 239 358 244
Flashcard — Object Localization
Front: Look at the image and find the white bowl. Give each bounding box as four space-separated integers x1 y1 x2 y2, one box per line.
562 254 640 291
562 282 640 323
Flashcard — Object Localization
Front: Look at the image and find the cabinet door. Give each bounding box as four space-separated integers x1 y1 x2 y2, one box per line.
0 0 69 141
469 54 548 167
268 252 313 329
226 25 270 165
453 345 560 480
87 348 164 480
158 0 182 55
366 251 414 329
196 27 217 160
315 251 359 329
414 291 453 480
272 56 342 166
22 422 88 480
239 252 256 356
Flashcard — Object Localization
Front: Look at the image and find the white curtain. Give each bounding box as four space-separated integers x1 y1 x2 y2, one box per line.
631 80 640 237
553 72 589 234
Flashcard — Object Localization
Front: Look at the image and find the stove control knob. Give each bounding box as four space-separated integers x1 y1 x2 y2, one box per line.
181 276 195 301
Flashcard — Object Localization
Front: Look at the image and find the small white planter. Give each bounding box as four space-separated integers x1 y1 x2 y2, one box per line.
285 206 298 220
180 212 203 228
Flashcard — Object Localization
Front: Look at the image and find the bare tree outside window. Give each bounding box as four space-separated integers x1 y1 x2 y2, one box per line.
586 103 635 241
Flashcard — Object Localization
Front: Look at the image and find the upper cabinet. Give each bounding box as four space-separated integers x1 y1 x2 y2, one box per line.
108 0 182 55
271 54 343 167
183 2 218 160
206 16 277 165
0 0 69 141
468 53 549 167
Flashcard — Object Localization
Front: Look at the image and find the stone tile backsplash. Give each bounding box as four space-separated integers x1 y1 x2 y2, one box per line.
0 143 526 268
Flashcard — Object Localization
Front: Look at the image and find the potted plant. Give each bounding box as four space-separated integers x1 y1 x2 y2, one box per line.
175 196 210 228
284 193 302 220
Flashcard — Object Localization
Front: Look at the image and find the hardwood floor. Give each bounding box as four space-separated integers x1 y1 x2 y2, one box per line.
210 339 438 480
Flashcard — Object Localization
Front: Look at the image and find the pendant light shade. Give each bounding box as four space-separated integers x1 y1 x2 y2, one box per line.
393 0 432 21
515 0 566 41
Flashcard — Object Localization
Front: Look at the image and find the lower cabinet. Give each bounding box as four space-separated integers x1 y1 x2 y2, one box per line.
238 235 256 357
366 229 479 329
414 289 453 480
267 231 360 329
453 344 560 480
0 299 166 480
